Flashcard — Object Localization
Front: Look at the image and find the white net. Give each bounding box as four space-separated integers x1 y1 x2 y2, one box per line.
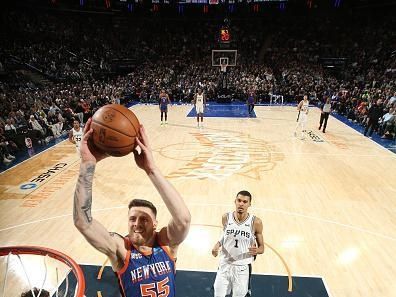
0 249 81 297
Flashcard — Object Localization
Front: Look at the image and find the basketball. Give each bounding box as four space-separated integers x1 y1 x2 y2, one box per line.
90 104 140 157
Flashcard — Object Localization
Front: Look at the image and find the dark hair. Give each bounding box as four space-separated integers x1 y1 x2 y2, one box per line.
236 190 252 202
128 199 157 217
21 288 50 297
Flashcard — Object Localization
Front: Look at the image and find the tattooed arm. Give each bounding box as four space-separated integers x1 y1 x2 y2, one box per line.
73 162 124 268
73 119 125 271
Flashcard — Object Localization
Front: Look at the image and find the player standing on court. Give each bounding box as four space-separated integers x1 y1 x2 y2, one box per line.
159 89 171 126
212 191 264 297
247 90 256 116
193 88 206 128
294 95 310 139
73 119 191 297
68 119 83 155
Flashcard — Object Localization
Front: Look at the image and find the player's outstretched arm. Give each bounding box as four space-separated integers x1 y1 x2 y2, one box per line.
133 125 191 246
73 119 124 269
74 163 122 258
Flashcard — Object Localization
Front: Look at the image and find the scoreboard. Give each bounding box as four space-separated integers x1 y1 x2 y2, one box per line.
219 28 231 43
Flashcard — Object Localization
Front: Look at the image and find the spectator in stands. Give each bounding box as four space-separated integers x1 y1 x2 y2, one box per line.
364 99 384 137
4 119 17 134
49 102 61 114
380 108 396 139
29 115 46 137
0 134 16 164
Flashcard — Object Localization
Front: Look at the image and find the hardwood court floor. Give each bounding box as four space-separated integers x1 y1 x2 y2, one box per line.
1 104 395 297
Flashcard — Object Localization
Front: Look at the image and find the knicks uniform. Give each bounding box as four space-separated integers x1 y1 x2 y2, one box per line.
160 96 169 112
116 235 176 297
195 94 204 114
72 128 83 153
214 212 256 297
247 95 254 105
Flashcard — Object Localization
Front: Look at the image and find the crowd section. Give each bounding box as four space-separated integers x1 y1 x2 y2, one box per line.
0 8 395 165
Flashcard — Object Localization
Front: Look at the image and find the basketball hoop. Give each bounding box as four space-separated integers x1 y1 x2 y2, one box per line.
0 246 85 297
220 64 227 73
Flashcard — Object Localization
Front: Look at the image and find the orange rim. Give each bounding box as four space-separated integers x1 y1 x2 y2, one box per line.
0 246 85 297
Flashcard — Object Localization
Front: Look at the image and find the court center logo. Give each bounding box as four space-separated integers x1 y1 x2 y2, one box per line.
159 131 284 180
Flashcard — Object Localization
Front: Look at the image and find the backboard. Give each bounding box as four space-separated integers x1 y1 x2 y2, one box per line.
211 49 237 67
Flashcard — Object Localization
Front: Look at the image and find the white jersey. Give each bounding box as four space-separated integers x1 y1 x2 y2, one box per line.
299 100 309 123
196 94 204 107
195 94 205 114
219 212 256 266
72 128 83 151
300 100 309 113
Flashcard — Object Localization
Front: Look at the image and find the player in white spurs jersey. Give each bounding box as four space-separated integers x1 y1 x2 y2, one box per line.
193 88 206 128
294 95 310 139
68 119 83 155
212 191 264 297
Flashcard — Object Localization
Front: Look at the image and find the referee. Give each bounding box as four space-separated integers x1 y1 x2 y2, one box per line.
319 97 332 133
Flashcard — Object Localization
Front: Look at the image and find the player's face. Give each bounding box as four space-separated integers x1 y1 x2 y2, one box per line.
128 207 157 244
235 194 251 214
73 121 80 130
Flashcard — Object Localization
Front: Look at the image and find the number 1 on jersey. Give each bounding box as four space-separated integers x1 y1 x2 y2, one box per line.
234 239 239 248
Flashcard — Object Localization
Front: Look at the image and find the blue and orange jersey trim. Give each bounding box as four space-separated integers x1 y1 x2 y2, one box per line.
115 233 176 297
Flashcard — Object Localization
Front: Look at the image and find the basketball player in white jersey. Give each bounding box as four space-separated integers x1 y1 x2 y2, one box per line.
193 88 206 128
212 191 264 297
68 119 83 154
294 95 310 139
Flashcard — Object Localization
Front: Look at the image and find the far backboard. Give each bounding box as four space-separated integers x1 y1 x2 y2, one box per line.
211 49 237 67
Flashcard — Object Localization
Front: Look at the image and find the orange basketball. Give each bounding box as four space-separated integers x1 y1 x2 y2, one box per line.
90 104 140 157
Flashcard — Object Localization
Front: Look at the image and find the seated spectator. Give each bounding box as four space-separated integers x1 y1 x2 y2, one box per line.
49 101 61 114
73 100 84 124
46 111 63 137
0 134 16 164
388 92 396 107
28 115 46 137
4 119 17 134
380 108 396 139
